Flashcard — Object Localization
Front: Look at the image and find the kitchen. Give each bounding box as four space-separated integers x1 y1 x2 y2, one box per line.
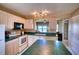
1 3 79 55
0 7 57 55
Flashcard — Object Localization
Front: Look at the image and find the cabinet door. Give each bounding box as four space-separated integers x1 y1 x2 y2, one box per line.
33 36 39 43
28 36 33 47
5 42 14 55
13 39 19 55
5 38 19 55
28 35 39 47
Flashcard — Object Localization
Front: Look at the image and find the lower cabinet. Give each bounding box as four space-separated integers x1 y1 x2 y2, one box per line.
5 38 19 55
5 35 39 55
28 35 39 47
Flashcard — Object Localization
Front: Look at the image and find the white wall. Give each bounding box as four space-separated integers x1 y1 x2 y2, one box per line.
58 20 63 33
68 15 79 54
48 18 57 32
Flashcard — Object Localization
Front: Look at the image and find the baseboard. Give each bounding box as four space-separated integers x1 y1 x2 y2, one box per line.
63 42 76 55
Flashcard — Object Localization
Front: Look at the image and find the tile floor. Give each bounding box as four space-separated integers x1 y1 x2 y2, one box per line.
22 36 71 55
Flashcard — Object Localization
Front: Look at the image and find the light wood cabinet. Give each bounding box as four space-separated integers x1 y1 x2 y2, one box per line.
28 35 38 47
0 10 26 29
27 35 33 47
5 35 39 55
5 38 19 55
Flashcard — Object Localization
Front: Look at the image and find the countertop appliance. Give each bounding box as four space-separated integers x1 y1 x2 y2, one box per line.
19 35 28 46
19 35 28 52
14 22 24 30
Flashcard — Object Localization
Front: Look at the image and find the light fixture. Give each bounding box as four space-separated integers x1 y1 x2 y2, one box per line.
32 9 50 18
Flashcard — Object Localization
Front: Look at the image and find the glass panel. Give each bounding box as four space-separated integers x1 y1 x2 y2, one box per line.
38 28 42 32
42 25 48 32
37 25 42 32
37 23 48 32
38 26 42 28
43 26 47 28
43 28 47 32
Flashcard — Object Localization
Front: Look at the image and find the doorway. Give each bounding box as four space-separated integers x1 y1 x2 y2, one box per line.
36 22 49 32
63 20 69 40
63 20 69 48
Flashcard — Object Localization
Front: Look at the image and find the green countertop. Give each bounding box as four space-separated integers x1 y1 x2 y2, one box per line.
5 32 56 42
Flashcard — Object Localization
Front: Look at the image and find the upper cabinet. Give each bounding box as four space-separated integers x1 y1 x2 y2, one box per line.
0 10 26 30
25 19 34 29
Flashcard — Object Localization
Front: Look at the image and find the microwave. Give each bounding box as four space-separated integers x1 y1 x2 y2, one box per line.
14 22 24 30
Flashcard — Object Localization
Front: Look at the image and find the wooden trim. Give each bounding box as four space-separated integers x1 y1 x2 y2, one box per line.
69 8 79 18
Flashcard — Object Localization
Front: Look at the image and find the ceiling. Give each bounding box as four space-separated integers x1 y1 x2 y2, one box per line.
0 3 79 19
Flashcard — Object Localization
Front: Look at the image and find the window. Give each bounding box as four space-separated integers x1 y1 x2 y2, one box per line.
38 25 43 32
37 22 48 32
56 24 58 32
43 25 48 32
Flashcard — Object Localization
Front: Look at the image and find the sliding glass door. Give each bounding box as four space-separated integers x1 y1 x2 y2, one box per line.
36 22 48 32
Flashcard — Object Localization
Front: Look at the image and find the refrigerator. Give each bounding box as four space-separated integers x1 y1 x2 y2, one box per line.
0 25 5 55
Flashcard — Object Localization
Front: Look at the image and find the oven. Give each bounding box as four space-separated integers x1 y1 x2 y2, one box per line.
19 35 28 46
